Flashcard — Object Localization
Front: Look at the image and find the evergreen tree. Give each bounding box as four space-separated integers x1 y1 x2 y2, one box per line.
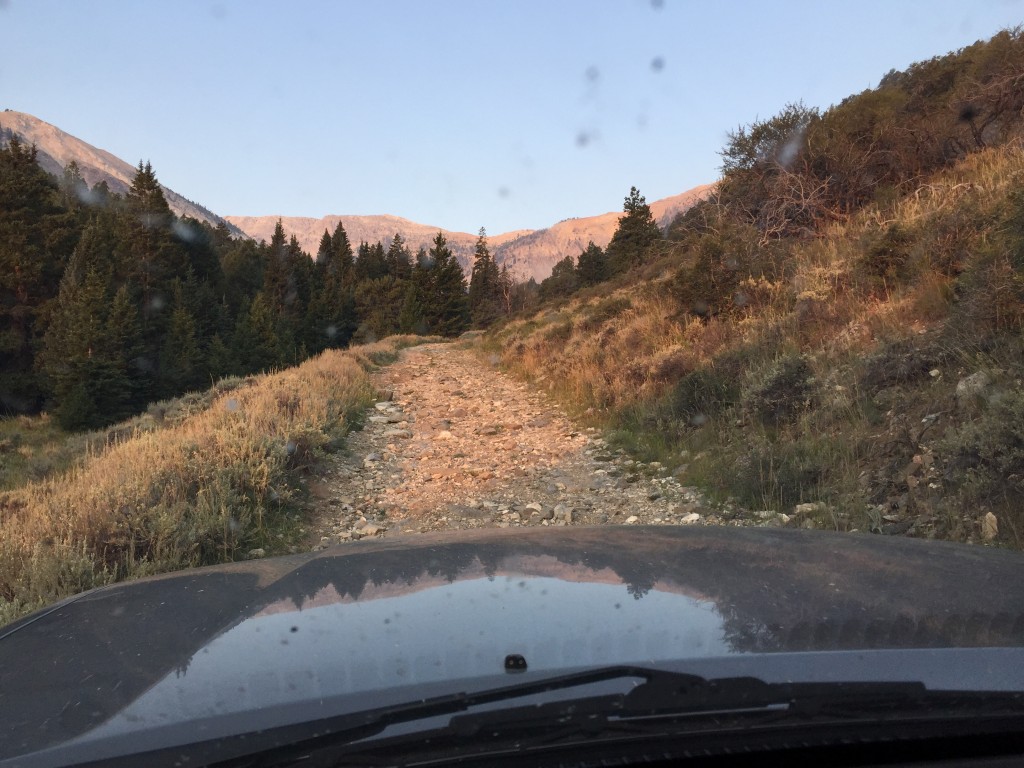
316 229 333 267
385 233 412 279
233 293 283 373
425 232 469 336
262 219 292 314
354 241 388 281
159 284 203 395
0 135 77 413
539 255 579 299
38 263 116 429
221 237 264 316
605 186 662 276
119 161 188 377
468 227 502 327
399 264 429 334
330 221 354 279
576 241 608 286
104 283 145 417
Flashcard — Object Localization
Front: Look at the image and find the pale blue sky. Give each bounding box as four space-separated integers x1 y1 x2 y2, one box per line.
2 1 1022 234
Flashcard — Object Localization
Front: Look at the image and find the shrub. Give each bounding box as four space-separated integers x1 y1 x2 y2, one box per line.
938 385 1024 511
856 222 916 291
742 354 815 426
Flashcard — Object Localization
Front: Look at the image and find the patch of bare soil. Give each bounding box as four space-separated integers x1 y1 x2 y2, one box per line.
308 343 762 547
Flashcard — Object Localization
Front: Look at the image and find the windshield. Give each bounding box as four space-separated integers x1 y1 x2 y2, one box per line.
2 2 1024 765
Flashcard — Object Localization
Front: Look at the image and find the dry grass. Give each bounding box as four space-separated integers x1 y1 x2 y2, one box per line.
483 143 1024 547
0 335 429 626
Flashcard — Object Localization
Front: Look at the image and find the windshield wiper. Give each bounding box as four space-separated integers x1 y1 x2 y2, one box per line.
49 666 1024 768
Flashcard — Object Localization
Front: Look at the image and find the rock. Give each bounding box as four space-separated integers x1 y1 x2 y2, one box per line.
680 512 701 524
368 415 390 424
383 429 413 439
365 452 382 463
361 522 385 537
793 502 827 517
648 491 662 501
929 369 941 378
436 430 454 441
524 502 544 513
956 371 991 400
982 511 999 541
625 515 639 524
540 507 554 521
246 548 266 559
386 414 406 423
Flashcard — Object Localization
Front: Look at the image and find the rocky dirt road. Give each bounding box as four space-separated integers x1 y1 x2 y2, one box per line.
308 342 768 547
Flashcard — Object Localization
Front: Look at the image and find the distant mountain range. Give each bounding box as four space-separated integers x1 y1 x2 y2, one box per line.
2 109 711 280
225 185 712 282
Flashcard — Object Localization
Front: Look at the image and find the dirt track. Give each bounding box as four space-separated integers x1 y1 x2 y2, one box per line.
308 343 757 546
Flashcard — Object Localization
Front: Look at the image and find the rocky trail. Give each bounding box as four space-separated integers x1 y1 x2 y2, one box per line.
307 343 775 548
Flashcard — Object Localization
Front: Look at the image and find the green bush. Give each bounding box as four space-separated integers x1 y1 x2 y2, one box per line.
743 355 815 426
939 385 1024 508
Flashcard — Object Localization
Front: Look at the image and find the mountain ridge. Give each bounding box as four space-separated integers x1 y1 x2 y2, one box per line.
0 110 246 237
225 184 713 281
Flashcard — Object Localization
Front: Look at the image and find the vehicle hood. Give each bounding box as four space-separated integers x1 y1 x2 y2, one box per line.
2 526 1024 761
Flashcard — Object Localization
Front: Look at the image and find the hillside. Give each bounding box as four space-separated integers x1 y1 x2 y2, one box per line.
0 110 245 236
482 29 1024 550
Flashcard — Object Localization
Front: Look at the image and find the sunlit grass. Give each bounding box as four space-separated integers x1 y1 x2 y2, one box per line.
482 143 1024 548
0 335 429 626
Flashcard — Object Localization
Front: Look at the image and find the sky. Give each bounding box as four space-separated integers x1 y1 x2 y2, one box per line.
1 1 1022 235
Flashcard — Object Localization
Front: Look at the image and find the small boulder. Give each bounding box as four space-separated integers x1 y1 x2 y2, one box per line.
982 511 999 542
956 371 991 401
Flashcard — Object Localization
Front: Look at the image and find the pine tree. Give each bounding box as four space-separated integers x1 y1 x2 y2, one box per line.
385 233 412 279
468 227 502 327
539 255 579 299
425 232 469 336
262 219 292 314
119 161 188 368
354 241 388 281
576 241 608 286
38 263 113 429
159 285 202 396
605 186 662 276
316 229 333 267
330 221 354 279
104 283 144 417
0 134 77 412
399 265 428 334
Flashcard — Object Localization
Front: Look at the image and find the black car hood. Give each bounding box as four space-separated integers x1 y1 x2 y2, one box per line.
2 526 1024 762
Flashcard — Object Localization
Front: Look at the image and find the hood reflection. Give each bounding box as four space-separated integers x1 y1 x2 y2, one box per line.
88 558 729 736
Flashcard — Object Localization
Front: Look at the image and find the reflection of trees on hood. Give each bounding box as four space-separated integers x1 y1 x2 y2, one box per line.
251 529 1024 657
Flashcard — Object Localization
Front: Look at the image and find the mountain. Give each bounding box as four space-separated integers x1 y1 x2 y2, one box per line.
225 185 712 282
492 186 714 281
0 110 245 237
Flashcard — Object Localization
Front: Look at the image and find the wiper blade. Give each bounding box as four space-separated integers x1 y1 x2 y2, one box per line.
54 666 1024 768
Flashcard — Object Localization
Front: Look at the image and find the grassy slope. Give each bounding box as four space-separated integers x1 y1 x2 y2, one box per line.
484 144 1024 548
0 335 429 625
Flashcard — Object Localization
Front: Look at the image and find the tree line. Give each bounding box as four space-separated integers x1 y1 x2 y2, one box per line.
0 136 520 430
